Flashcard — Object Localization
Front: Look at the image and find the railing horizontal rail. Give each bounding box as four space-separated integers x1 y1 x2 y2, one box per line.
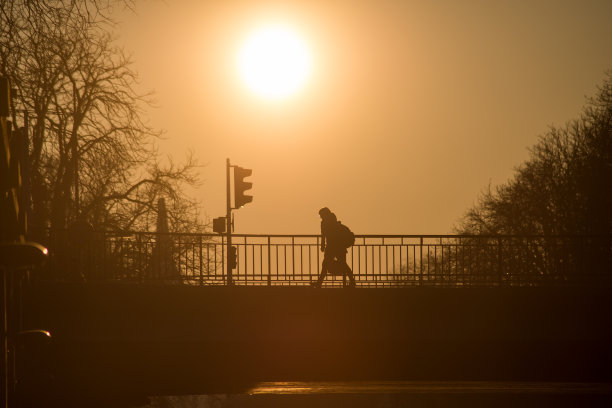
38 231 611 288
83 232 609 239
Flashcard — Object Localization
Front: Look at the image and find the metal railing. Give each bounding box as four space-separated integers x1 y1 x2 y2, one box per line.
40 231 611 288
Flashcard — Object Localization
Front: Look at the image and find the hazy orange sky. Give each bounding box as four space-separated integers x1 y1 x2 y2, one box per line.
117 0 612 234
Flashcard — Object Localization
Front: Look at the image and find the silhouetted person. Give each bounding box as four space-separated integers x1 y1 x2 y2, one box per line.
311 207 356 288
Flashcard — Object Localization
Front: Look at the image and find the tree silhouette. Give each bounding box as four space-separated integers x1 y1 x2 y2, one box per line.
1 1 203 239
455 72 612 283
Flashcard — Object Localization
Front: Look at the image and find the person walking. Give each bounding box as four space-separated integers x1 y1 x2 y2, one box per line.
311 207 356 288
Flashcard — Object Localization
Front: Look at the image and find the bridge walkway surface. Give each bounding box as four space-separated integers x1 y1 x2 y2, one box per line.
18 284 612 407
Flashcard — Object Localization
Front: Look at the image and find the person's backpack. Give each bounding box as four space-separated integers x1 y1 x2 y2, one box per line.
337 222 355 249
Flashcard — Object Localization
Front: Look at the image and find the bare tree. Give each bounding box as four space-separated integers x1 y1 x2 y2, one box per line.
1 1 205 238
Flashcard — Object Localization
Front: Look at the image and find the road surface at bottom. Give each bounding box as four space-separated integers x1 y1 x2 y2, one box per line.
144 381 612 408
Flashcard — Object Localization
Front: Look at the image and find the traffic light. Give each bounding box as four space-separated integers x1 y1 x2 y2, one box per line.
229 245 237 269
234 166 253 208
212 217 226 233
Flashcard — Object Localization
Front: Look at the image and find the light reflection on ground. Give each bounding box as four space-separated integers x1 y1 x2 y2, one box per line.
144 381 612 408
247 381 612 395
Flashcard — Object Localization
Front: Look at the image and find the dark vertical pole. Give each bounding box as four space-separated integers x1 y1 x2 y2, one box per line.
1 78 10 408
220 235 225 284
226 158 233 285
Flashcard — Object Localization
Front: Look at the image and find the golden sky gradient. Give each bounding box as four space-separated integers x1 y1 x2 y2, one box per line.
117 0 612 234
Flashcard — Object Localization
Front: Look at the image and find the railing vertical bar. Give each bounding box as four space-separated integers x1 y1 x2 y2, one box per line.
392 244 395 276
427 244 431 284
243 236 247 285
198 236 203 285
291 236 295 282
274 244 278 284
357 238 361 280
206 241 210 284
364 240 368 284
419 237 423 285
379 240 382 284
441 241 444 283
235 241 239 282
316 236 320 276
176 235 181 280
460 239 464 285
373 245 377 286
400 237 404 284
434 245 438 284
498 236 503 287
221 235 225 284
282 244 286 281
308 244 312 283
299 244 303 282
351 244 355 284
454 241 458 285
259 244 263 283
267 237 271 286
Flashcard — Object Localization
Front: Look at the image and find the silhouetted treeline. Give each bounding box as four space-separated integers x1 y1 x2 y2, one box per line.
456 72 611 237
450 72 612 284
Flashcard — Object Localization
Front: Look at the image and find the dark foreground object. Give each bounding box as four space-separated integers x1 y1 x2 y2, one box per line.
20 285 612 406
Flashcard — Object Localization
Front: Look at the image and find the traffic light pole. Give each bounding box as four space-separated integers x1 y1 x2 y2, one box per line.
226 158 233 285
225 158 253 285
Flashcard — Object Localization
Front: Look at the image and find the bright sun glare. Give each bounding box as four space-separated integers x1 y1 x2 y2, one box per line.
238 25 312 100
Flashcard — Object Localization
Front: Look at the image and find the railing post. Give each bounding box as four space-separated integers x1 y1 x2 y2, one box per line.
419 236 423 285
350 240 355 282
177 234 181 280
291 236 295 283
267 236 271 286
498 236 503 286
199 236 203 286
316 236 320 276
221 235 225 284
243 236 248 284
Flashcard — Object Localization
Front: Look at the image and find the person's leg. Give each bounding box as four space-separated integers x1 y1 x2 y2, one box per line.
312 251 331 287
338 250 356 286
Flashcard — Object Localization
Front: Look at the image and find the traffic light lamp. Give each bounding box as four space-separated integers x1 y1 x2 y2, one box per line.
234 166 253 208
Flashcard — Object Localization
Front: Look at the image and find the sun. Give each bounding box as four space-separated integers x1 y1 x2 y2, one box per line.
237 24 312 100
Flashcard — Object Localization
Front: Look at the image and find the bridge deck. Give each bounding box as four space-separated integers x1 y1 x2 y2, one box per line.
16 284 612 406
